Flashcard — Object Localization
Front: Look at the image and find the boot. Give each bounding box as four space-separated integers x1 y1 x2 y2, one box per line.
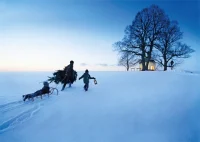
84 85 86 91
23 95 28 101
61 84 66 91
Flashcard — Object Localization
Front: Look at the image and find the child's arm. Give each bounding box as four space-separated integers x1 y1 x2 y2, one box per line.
89 75 95 80
79 74 84 80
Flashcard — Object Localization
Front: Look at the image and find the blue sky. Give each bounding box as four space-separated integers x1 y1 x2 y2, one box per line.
0 0 199 71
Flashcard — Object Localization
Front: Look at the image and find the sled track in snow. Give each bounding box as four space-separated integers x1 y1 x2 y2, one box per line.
0 101 25 114
0 104 42 134
0 100 23 109
0 96 49 114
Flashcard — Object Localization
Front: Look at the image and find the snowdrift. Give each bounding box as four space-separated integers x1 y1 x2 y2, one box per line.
0 71 199 142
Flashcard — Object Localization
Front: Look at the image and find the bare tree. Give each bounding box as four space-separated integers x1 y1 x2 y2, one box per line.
144 5 169 71
155 20 194 70
130 5 169 70
118 52 139 71
114 5 169 71
114 5 194 71
114 25 144 69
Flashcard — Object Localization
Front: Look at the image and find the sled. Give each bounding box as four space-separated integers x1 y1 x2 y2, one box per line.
48 87 59 96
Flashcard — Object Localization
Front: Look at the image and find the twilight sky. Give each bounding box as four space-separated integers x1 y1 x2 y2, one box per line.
0 0 199 71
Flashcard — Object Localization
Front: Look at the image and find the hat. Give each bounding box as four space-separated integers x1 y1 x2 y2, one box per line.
43 81 49 86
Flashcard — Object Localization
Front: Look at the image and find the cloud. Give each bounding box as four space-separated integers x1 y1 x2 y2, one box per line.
96 63 108 67
80 63 88 66
110 64 118 67
95 64 119 67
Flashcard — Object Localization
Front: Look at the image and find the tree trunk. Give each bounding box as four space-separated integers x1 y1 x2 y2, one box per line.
145 62 149 71
163 57 167 71
126 65 129 71
126 59 129 71
164 62 167 71
163 51 167 71
141 56 145 71
141 48 146 71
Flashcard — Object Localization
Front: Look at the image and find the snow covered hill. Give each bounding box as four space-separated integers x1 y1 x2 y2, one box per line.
0 71 199 142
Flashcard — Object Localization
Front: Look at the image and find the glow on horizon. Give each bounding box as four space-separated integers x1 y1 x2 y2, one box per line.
0 27 123 72
0 27 199 72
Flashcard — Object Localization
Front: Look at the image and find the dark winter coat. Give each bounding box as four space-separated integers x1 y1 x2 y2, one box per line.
33 86 50 97
79 72 95 84
64 64 74 82
64 64 74 77
41 86 50 94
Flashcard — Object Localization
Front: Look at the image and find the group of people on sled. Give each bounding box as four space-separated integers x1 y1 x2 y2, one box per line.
23 60 96 101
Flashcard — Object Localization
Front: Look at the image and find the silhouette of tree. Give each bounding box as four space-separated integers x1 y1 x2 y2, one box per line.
114 5 169 71
118 52 139 71
155 20 194 70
